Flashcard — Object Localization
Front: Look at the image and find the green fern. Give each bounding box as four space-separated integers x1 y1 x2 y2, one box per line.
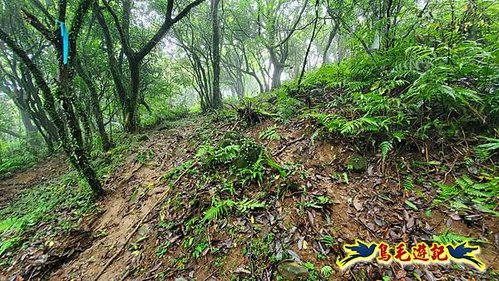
476 137 499 152
380 141 393 162
403 178 414 190
237 199 265 214
237 157 265 185
259 125 282 141
433 229 486 245
405 45 434 61
202 198 235 222
433 175 499 216
320 235 336 247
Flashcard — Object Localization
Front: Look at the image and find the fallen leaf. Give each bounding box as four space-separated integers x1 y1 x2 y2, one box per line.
353 197 364 211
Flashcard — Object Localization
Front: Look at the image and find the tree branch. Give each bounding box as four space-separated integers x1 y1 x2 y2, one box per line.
136 0 206 61
273 0 309 48
102 0 133 57
0 26 65 142
68 0 94 64
30 0 55 24
21 9 57 45
0 128 26 139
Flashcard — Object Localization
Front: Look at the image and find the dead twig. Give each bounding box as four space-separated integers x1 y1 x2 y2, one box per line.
272 135 306 157
229 120 241 131
443 157 458 183
93 166 192 281
201 268 220 281
353 217 377 237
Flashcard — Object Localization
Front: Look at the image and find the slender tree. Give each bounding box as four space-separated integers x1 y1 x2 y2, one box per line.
96 0 205 132
211 0 222 108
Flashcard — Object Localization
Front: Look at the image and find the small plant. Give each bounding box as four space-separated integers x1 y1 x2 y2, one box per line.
94 228 108 238
304 261 315 271
433 175 499 216
237 157 265 185
380 140 393 162
300 195 332 209
0 172 95 257
156 242 172 258
320 235 336 247
475 136 499 160
303 261 320 280
347 154 368 172
403 178 415 190
196 132 263 170
231 99 264 125
192 241 209 258
331 172 349 184
321 265 334 279
245 234 274 258
202 197 235 222
433 229 487 245
136 148 156 164
163 160 194 181
236 198 266 214
259 125 282 141
222 181 236 195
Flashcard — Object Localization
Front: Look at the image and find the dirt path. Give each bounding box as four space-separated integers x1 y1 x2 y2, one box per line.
50 123 204 281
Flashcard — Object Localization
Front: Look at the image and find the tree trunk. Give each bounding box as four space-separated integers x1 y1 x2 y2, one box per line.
322 21 339 64
271 62 283 90
298 0 320 91
0 21 103 196
211 0 222 108
383 0 394 50
95 2 130 130
124 59 141 132
32 118 55 153
236 72 244 99
59 63 103 195
20 109 40 147
76 59 112 151
269 48 283 90
75 100 93 149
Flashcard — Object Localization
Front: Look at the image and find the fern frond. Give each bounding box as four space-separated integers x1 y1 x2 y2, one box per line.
380 141 393 162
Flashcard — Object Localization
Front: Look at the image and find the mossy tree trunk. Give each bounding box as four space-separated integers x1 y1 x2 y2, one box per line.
1 0 104 195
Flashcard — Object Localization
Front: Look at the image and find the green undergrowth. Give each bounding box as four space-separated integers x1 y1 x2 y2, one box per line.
142 105 191 128
433 175 499 216
0 171 95 264
248 28 499 164
0 142 45 179
155 132 326 279
0 130 149 265
433 229 488 245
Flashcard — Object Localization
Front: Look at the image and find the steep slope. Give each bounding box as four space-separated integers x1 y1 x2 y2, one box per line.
1 101 498 280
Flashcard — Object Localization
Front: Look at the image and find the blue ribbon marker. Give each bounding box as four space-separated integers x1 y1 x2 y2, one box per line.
56 20 69 64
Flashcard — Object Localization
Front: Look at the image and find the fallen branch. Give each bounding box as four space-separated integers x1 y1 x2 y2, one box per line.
0 128 26 139
93 166 192 281
272 135 305 157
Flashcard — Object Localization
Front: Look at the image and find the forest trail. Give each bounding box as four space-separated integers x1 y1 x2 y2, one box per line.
3 115 497 280
48 121 204 280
